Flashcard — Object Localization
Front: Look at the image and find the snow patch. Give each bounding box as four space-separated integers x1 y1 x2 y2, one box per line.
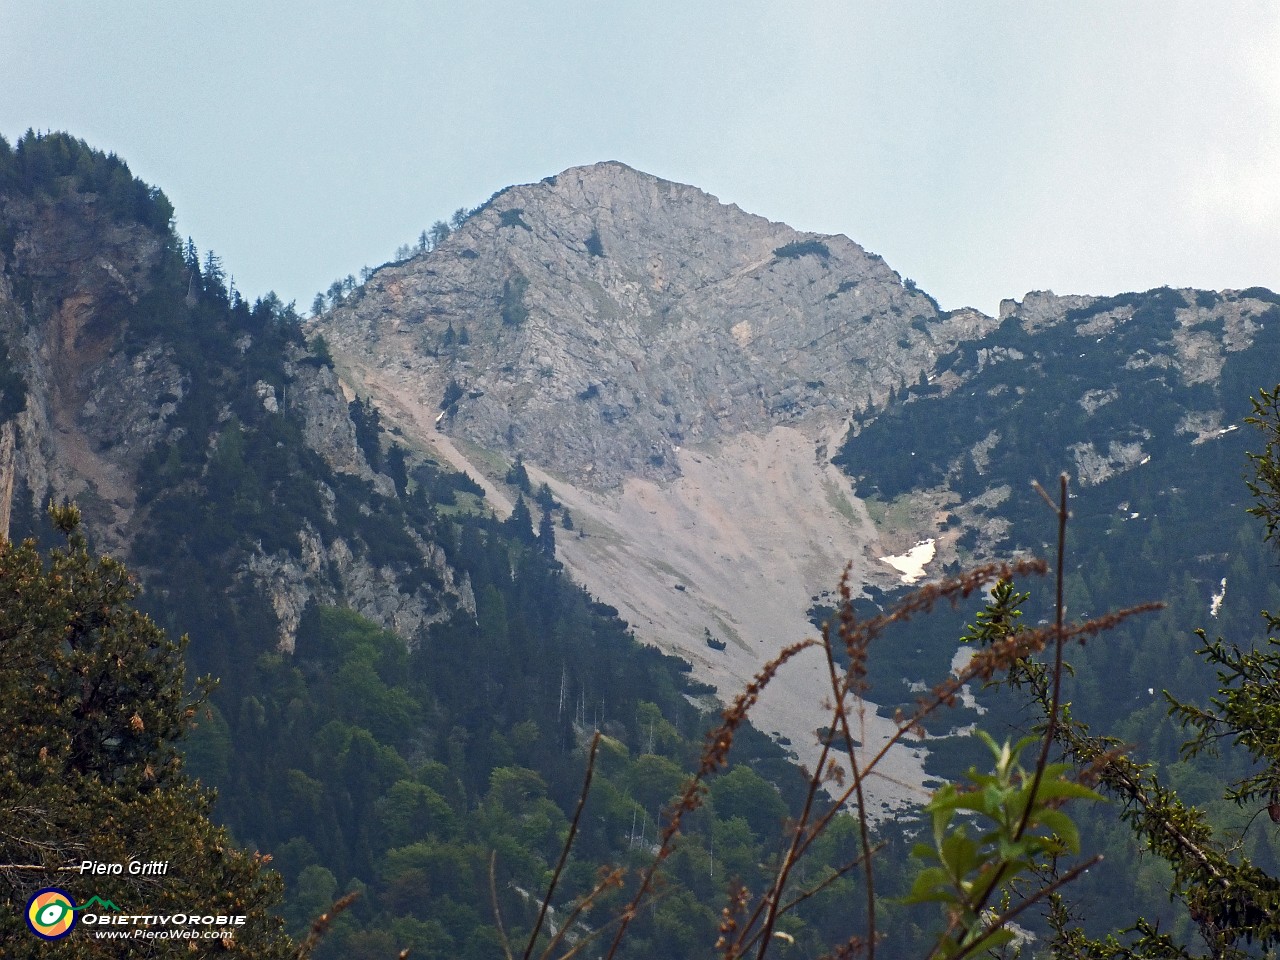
1210 577 1227 618
881 539 936 584
949 646 987 715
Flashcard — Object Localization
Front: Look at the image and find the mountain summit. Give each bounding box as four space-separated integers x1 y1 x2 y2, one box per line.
319 161 991 488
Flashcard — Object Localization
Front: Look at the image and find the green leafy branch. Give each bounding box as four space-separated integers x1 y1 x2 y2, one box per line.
906 731 1102 959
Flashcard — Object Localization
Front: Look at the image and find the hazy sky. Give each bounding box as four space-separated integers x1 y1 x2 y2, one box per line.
3 2 1278 316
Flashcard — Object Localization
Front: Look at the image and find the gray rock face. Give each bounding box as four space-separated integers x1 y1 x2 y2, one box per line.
319 162 990 488
998 290 1097 328
286 355 390 492
998 286 1272 392
0 187 472 654
81 344 186 469
0 192 170 552
243 523 474 652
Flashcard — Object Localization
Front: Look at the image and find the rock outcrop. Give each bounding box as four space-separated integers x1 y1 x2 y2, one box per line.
319 162 997 489
0 177 471 653
243 522 474 652
0 190 170 553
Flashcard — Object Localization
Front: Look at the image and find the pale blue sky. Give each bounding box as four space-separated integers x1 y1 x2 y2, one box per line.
3 2 1278 316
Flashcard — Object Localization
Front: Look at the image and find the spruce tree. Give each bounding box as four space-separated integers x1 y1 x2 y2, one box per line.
537 509 557 557
385 443 408 498
505 455 531 493
349 396 382 472
505 494 535 546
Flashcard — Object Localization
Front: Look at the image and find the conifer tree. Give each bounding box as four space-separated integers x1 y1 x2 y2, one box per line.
505 455 531 493
0 504 292 955
385 442 408 498
505 494 535 545
349 396 382 472
537 509 557 557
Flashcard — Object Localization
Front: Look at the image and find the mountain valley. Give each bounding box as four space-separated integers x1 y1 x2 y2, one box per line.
4 131 1280 955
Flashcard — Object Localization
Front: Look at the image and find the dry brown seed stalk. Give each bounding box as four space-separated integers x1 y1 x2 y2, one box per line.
603 639 817 959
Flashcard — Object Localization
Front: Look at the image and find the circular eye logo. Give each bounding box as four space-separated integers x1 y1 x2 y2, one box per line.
26 888 78 940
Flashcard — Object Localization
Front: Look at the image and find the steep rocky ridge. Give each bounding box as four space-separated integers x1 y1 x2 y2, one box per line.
0 143 472 656
854 285 1280 501
319 162 996 489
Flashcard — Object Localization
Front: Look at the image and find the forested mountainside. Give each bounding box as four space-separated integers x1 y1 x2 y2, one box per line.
837 284 1280 939
0 132 872 959
833 282 1280 711
5 129 1280 957
313 156 1280 950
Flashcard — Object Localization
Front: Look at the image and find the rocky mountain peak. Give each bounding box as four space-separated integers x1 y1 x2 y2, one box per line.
319 162 984 488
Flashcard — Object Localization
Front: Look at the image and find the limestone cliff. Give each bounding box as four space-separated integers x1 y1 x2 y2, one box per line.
319 162 997 489
0 188 169 552
0 148 471 653
314 162 1006 808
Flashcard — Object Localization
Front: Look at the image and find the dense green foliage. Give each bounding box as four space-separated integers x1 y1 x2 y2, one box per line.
773 238 830 260
585 227 605 257
0 506 292 956
0 130 173 231
501 273 531 326
906 732 1101 958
